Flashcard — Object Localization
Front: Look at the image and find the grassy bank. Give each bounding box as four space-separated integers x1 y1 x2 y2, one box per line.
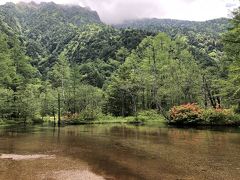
92 111 166 126
43 110 166 126
0 119 7 126
0 118 44 127
2 107 240 127
0 111 165 127
0 119 24 127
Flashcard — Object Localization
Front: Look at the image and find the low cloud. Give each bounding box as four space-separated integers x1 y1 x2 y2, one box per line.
79 0 166 24
226 3 237 8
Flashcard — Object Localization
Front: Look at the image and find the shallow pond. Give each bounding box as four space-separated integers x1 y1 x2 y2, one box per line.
0 124 240 180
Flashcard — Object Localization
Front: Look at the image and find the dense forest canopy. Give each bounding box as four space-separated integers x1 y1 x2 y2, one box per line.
116 18 230 67
0 2 239 123
116 18 229 35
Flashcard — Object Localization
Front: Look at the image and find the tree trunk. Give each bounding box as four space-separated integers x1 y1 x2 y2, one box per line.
157 102 169 121
216 96 221 108
237 100 240 113
142 88 145 110
58 92 61 126
53 106 56 125
132 95 138 119
203 75 217 108
73 75 76 114
152 46 157 108
121 91 125 117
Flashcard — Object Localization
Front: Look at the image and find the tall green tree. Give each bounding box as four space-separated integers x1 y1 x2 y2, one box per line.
106 33 202 116
48 53 70 124
223 7 240 112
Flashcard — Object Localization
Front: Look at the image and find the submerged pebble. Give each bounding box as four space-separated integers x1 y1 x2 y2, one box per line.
0 154 56 160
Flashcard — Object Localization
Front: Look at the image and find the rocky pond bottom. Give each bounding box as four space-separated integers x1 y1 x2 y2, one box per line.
0 124 240 180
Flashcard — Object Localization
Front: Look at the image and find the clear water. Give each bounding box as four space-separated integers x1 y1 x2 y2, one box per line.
0 124 240 180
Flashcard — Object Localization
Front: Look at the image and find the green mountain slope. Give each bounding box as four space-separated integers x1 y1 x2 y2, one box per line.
0 2 153 86
116 18 229 35
0 2 238 122
0 2 102 68
0 2 230 70
116 18 230 66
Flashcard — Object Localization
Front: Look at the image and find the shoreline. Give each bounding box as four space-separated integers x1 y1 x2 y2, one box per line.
1 119 240 129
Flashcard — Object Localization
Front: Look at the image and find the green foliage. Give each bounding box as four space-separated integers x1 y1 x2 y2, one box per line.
117 18 229 67
0 2 239 126
0 34 15 87
48 53 70 88
1 2 154 81
76 106 102 122
117 18 228 35
0 31 40 121
129 110 165 124
78 61 105 87
67 84 104 116
106 33 202 116
222 7 240 112
39 82 57 118
0 2 101 74
0 88 13 119
202 108 235 125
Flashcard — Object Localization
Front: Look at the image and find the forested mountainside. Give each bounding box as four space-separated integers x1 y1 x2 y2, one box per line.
116 18 229 35
0 2 154 85
0 2 100 71
0 2 239 124
116 18 230 66
0 2 230 77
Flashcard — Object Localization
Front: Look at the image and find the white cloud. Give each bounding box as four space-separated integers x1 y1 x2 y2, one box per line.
0 0 239 24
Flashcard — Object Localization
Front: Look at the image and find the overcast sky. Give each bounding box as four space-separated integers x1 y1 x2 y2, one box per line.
0 0 239 24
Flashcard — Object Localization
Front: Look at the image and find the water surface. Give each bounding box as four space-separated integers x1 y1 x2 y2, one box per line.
0 124 240 179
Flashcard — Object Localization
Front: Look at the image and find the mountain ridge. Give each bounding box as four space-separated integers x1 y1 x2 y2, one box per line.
0 2 231 72
0 2 230 26
115 17 229 35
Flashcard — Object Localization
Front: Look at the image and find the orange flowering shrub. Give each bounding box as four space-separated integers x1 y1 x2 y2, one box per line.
169 104 238 125
169 103 203 124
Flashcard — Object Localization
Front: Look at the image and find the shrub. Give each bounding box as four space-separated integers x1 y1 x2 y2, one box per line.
128 110 165 124
202 108 236 125
32 117 44 124
0 119 5 125
233 105 240 114
77 106 102 121
169 103 203 124
168 103 240 126
138 110 162 121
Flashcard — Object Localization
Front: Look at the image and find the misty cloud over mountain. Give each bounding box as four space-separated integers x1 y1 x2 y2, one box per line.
0 0 239 24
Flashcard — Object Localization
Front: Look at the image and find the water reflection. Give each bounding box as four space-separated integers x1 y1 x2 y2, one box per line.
0 124 240 179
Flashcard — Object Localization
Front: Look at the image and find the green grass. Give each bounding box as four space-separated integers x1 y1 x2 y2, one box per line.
62 110 166 125
0 117 44 127
0 119 6 126
0 119 22 127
